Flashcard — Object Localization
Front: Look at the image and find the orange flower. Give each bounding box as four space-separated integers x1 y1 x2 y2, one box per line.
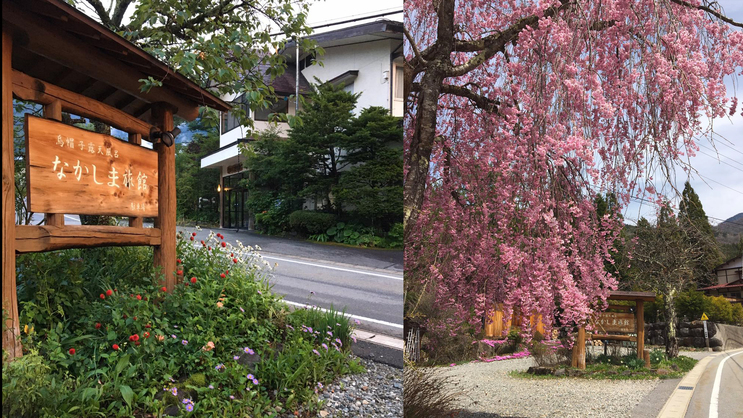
216 302 224 308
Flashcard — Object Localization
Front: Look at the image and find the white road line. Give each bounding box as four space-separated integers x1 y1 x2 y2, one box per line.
263 255 403 280
282 299 403 329
709 349 743 418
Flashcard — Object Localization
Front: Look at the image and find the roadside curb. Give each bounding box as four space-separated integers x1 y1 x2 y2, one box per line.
656 351 720 418
351 331 404 369
353 329 404 351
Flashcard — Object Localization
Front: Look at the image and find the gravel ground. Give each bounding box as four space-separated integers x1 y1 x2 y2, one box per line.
439 357 660 418
316 357 402 417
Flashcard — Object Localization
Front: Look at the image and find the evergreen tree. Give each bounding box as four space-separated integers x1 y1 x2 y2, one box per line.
678 181 723 286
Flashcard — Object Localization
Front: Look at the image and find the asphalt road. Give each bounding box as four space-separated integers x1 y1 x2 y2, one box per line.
26 215 404 337
685 349 743 418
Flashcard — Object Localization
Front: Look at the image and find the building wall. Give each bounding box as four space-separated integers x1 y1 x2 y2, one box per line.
301 39 400 114
715 255 743 285
219 95 299 148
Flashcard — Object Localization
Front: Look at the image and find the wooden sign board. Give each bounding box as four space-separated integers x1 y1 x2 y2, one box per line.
25 115 158 217
593 312 636 334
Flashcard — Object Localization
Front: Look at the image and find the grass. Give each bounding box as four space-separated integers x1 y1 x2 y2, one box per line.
509 353 697 381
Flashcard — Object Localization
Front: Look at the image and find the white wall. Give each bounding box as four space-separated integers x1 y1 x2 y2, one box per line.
301 39 397 114
219 96 299 148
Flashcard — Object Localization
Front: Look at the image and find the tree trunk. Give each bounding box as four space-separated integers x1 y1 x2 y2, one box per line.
665 290 679 358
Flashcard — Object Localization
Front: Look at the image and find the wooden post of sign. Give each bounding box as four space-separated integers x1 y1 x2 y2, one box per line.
2 28 22 359
636 300 645 360
127 133 144 228
42 100 65 227
571 326 586 369
151 103 176 292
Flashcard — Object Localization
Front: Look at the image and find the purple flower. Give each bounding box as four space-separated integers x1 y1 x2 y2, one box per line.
229 395 235 400
182 398 193 405
252 378 259 385
354 319 360 325
313 349 321 356
185 404 194 412
321 343 328 351
327 331 333 336
182 340 188 345
286 324 294 330
317 382 323 389
243 347 254 355
208 384 214 389
174 325 178 328
239 307 245 313
335 338 342 346
171 334 177 339
257 290 262 295
233 355 239 360
168 387 178 396
247 373 254 380
310 291 315 295
215 363 225 371
351 336 357 343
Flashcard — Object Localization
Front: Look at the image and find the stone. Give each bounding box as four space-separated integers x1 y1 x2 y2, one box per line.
527 366 554 376
554 368 566 377
693 337 706 347
657 368 671 376
709 337 723 348
319 411 329 417
679 328 690 337
237 352 261 369
670 364 680 371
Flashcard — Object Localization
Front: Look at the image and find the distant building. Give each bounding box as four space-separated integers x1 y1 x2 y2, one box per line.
700 255 743 305
200 19 403 229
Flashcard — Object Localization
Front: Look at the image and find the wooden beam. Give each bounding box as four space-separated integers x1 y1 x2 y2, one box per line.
12 70 154 139
42 100 64 227
2 28 22 359
607 305 632 312
15 225 161 253
128 132 144 229
95 86 120 104
50 66 74 85
152 103 176 292
572 326 586 370
609 291 656 302
2 2 200 120
115 94 138 111
636 300 645 360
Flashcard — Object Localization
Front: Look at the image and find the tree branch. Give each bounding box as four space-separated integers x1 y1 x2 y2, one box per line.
670 0 743 28
85 0 113 28
412 82 500 112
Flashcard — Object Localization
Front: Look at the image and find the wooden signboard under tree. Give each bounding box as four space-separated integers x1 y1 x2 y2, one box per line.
2 0 230 359
570 291 656 370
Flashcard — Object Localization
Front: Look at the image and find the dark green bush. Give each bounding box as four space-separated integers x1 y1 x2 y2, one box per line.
288 210 337 235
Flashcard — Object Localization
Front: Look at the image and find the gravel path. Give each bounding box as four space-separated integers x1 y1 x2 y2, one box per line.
316 357 402 417
439 357 660 418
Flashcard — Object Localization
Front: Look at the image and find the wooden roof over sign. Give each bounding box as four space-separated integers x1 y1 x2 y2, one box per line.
608 291 656 302
3 0 230 126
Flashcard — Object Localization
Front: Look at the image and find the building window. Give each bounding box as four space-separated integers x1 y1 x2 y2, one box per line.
254 97 289 121
392 64 404 117
394 65 404 100
221 94 249 134
299 53 316 71
222 172 250 229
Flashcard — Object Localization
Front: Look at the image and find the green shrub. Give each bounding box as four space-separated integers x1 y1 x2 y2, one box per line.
732 303 743 325
288 210 337 235
708 296 735 324
649 349 666 365
386 222 404 248
676 290 713 321
2 350 68 417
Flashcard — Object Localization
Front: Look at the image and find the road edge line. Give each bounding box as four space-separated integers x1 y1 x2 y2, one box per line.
259 251 403 277
656 352 720 418
709 348 743 418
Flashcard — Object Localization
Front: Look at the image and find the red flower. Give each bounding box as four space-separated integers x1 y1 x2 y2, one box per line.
161 286 167 292
95 323 101 329
177 258 182 264
136 295 142 300
133 317 137 321
201 240 205 245
144 332 150 338
230 253 234 257
135 341 140 346
192 232 197 236
177 270 183 276
225 270 229 275
233 258 238 263
221 242 227 248
190 237 194 241
208 246 212 251
68 348 76 355
100 293 105 299
220 273 226 279
129 334 140 342
191 277 197 284
106 289 113 296
123 314 128 319
112 344 119 350
145 324 151 328
114 288 118 292
185 282 189 287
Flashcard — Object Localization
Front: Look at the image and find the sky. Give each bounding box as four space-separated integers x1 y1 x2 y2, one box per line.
623 0 743 225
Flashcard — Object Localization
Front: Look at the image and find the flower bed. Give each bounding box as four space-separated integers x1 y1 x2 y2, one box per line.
3 229 361 417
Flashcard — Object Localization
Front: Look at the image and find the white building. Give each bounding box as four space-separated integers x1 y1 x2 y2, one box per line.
201 19 403 229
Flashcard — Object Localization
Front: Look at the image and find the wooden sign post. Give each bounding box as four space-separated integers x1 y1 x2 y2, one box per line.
570 291 655 370
1 0 230 359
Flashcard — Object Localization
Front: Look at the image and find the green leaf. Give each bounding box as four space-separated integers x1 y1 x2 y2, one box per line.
115 354 130 376
120 384 134 407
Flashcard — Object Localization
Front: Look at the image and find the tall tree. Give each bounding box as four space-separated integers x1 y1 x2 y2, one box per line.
631 207 706 358
678 181 723 286
74 0 316 129
403 0 743 337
